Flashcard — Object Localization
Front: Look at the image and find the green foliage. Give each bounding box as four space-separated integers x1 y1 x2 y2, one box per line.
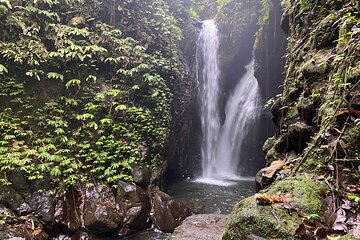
0 0 182 192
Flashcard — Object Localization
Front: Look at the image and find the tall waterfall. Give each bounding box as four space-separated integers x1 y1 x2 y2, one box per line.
196 20 261 185
196 20 221 181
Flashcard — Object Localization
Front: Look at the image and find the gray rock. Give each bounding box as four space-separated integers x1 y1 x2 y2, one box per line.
25 192 55 223
116 181 150 230
152 191 192 233
132 166 151 188
83 185 122 234
0 184 26 214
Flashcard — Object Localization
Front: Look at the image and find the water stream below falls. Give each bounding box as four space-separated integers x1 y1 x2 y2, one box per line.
196 19 261 184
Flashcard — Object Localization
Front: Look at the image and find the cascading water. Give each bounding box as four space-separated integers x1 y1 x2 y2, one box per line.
196 20 261 185
216 60 261 179
196 19 221 181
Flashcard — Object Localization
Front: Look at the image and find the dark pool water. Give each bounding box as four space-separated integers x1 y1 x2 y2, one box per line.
114 180 255 239
167 179 256 214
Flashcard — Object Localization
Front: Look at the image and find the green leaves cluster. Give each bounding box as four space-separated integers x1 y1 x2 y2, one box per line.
0 0 182 191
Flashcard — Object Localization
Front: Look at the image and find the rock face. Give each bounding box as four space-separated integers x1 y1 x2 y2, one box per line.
222 177 324 239
152 191 192 233
165 3 200 181
223 0 360 239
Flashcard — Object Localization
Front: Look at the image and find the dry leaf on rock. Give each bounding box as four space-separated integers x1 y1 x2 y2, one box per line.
32 228 43 236
261 160 286 178
256 193 292 205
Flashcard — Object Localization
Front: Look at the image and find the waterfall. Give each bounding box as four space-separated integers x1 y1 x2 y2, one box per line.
196 20 221 180
216 60 261 179
196 20 261 186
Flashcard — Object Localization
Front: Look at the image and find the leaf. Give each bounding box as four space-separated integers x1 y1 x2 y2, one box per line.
100 118 112 125
65 79 81 89
26 70 41 81
256 193 292 205
47 72 63 81
261 160 286 178
132 85 139 90
0 64 8 74
85 75 97 83
32 228 43 236
0 0 12 9
115 104 127 111
50 166 61 176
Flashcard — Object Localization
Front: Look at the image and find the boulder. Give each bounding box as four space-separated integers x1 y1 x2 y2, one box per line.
171 214 228 240
222 177 324 239
116 181 151 230
0 204 18 224
297 97 320 124
83 185 122 234
132 166 151 188
287 121 313 153
8 171 31 197
152 191 192 233
0 184 31 215
25 192 55 224
53 188 82 233
300 50 332 77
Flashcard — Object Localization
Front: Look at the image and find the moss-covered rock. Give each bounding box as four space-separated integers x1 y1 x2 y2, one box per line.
221 177 324 240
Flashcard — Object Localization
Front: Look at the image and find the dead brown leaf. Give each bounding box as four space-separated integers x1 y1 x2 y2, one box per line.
336 108 360 119
256 193 292 205
32 228 43 236
262 160 286 178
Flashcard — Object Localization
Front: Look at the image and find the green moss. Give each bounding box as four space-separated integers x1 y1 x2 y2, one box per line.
222 177 324 239
265 176 324 214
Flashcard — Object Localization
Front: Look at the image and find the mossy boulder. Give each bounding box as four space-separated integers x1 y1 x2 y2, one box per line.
221 177 324 240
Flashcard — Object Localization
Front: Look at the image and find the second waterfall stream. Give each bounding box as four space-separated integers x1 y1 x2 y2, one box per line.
196 19 261 185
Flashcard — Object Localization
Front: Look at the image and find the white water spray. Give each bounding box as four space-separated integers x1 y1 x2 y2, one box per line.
196 20 261 186
196 20 221 180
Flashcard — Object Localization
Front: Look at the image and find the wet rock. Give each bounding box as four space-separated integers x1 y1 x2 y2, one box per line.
222 177 324 239
313 13 339 49
255 168 276 191
25 192 55 224
262 136 277 154
53 188 82 233
171 214 228 240
83 185 122 234
281 13 289 34
117 227 138 238
116 181 150 230
287 121 313 153
270 97 286 126
348 61 360 82
152 191 192 233
0 204 18 224
8 171 31 197
297 97 320 124
132 166 151 188
301 50 332 77
347 87 360 110
0 184 28 214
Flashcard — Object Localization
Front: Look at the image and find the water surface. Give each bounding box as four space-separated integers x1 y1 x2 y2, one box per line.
167 180 255 214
